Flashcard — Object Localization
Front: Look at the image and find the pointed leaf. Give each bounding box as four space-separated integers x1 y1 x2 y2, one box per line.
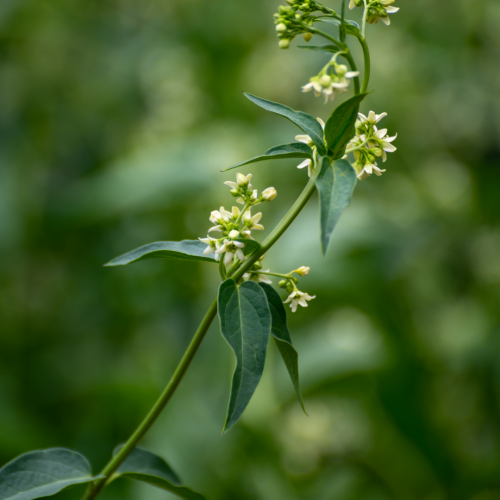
236 238 261 257
224 143 313 171
104 240 216 266
297 45 339 53
325 92 368 158
318 17 361 34
112 447 205 500
218 279 271 432
0 448 97 500
243 93 326 156
258 283 306 413
316 158 357 255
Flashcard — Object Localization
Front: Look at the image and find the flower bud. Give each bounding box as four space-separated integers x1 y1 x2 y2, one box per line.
279 280 287 288
262 187 277 201
228 230 240 239
230 188 240 197
372 147 383 158
279 5 292 15
302 32 312 42
276 23 288 33
319 74 332 87
296 266 310 276
236 173 251 186
279 39 291 49
252 262 263 271
336 64 348 76
286 281 295 293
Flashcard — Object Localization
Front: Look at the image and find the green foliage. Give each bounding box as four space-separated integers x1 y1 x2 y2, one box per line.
104 241 217 266
112 447 206 500
315 158 357 255
243 93 327 156
0 449 97 500
224 143 313 171
258 283 305 413
325 93 368 158
217 280 271 432
297 44 340 53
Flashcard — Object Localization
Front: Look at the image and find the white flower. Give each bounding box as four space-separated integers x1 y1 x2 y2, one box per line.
199 236 218 256
237 173 252 186
284 290 316 313
215 239 246 265
302 69 358 104
243 210 264 231
262 187 277 201
296 118 325 146
297 158 313 177
243 270 273 284
356 161 386 180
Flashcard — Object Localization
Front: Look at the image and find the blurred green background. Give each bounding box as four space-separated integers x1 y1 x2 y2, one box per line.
1 0 500 499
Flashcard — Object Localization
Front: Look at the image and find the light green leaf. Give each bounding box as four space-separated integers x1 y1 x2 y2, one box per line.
316 158 357 255
224 143 313 171
0 448 98 500
317 17 361 34
104 240 216 266
243 93 326 156
297 45 339 53
112 447 205 500
218 279 272 432
325 92 368 159
258 283 306 413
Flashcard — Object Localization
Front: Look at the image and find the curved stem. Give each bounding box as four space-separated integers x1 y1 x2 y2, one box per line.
82 171 319 500
362 0 369 38
342 51 360 94
358 35 371 92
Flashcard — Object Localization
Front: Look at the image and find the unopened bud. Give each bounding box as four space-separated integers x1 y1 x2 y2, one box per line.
279 39 291 49
372 148 383 158
228 230 240 239
276 23 288 33
230 189 239 197
262 187 277 201
296 266 310 276
279 5 292 15
336 64 348 76
319 74 332 87
285 282 295 293
236 173 251 186
252 262 263 271
279 280 287 288
302 32 312 42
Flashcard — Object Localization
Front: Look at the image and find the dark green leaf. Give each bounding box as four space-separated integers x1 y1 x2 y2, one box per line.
104 240 216 266
218 279 272 432
236 239 260 257
297 45 339 53
316 158 357 255
112 447 205 500
325 92 368 158
258 283 306 413
0 448 97 500
243 93 326 156
224 143 313 171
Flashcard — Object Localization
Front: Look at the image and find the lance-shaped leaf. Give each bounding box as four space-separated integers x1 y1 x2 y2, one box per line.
244 93 326 156
0 448 98 500
325 92 368 159
258 283 306 413
218 279 271 432
112 447 205 500
224 143 313 171
316 158 357 255
104 240 216 266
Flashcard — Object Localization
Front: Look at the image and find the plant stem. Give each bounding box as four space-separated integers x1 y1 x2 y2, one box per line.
358 35 371 92
82 170 319 500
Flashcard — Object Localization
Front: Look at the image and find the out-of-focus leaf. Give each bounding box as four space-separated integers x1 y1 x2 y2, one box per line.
236 239 261 257
316 158 357 254
318 17 361 34
297 45 339 53
218 279 271 432
243 93 326 156
104 240 216 266
258 283 306 413
325 92 368 158
224 143 313 171
112 447 205 500
0 448 98 500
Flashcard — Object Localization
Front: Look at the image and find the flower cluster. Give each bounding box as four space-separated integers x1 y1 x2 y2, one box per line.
349 0 399 26
303 61 359 103
278 266 315 313
345 111 397 180
274 1 333 49
199 174 277 267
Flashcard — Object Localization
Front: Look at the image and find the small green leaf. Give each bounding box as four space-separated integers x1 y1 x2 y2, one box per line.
258 283 306 413
112 447 205 500
0 448 97 500
324 92 368 158
243 93 326 156
218 279 272 432
224 143 313 171
236 239 260 257
104 240 216 267
297 45 339 53
318 17 361 34
316 158 357 255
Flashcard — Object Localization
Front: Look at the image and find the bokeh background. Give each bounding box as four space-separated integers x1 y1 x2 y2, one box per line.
1 0 500 499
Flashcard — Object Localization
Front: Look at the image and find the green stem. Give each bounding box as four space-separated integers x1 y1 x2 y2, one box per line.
82 170 319 500
358 35 371 92
248 271 292 279
362 0 369 38
342 50 360 94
